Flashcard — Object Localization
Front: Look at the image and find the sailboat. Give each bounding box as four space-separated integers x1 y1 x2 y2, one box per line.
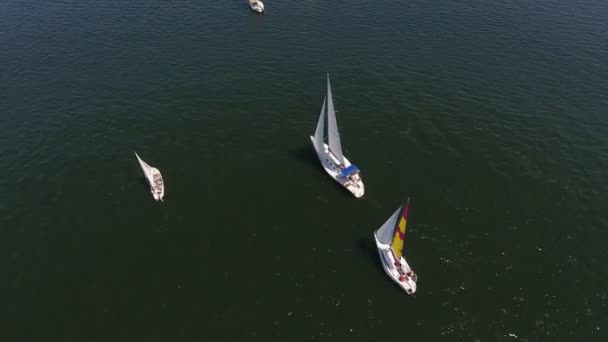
248 0 265 13
134 152 165 202
309 74 364 198
374 198 417 294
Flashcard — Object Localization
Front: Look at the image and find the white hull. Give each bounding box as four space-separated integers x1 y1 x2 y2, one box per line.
310 136 365 198
134 153 165 201
374 233 417 294
249 0 264 13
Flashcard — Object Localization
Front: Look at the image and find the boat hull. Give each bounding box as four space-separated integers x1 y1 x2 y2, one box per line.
374 234 417 294
249 0 264 13
148 167 165 201
310 136 365 198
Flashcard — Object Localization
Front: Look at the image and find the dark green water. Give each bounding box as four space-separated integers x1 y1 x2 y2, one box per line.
1 0 607 341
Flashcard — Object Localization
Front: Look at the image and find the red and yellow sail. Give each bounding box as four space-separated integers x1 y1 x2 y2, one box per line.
391 198 410 259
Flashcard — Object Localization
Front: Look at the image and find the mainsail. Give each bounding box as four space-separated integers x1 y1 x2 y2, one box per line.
135 153 151 174
326 75 344 164
391 199 410 259
314 97 326 149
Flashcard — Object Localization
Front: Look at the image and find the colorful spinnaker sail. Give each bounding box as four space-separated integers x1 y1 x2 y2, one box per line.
390 198 410 259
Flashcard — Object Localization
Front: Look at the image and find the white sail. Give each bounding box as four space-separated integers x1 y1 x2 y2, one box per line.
314 97 326 149
326 75 344 164
375 205 402 246
135 153 152 178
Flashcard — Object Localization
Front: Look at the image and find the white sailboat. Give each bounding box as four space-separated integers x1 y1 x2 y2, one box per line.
374 198 418 294
134 152 165 202
248 0 264 13
309 74 364 198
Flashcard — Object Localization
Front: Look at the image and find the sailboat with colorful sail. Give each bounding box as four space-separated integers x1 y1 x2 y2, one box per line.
309 74 364 198
374 198 417 294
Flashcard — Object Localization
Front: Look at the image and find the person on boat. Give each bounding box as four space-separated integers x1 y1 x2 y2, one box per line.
398 268 408 282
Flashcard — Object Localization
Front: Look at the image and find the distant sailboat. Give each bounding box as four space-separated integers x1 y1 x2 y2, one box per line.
309 74 364 198
248 0 264 13
374 198 417 294
134 152 165 201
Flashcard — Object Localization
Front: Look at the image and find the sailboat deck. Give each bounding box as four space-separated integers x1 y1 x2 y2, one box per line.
322 147 350 173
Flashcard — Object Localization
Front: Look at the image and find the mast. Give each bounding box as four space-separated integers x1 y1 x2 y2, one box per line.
326 74 344 164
